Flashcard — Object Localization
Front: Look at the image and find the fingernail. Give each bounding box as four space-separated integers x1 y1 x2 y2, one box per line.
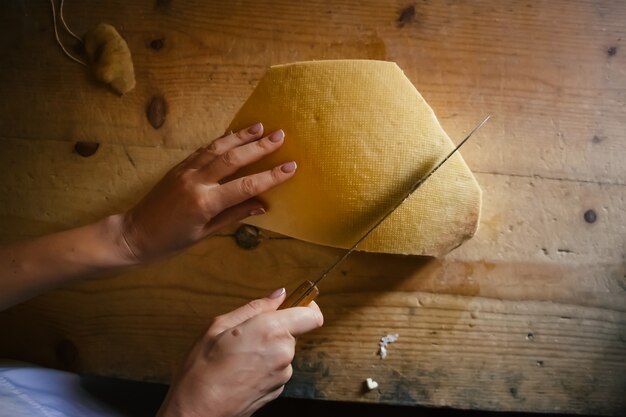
280 161 297 173
269 129 284 143
268 288 285 299
249 207 266 216
248 122 263 134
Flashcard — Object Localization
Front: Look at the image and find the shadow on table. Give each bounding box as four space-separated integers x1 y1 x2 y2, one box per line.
80 374 602 417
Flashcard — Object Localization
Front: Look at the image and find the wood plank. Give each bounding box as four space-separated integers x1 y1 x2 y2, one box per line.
1 289 624 415
0 0 624 183
1 136 624 270
0 136 624 414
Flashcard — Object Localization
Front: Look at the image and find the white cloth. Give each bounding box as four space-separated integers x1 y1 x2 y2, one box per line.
0 363 125 417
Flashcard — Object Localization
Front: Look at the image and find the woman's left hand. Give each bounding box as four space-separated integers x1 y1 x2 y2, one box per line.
118 122 294 263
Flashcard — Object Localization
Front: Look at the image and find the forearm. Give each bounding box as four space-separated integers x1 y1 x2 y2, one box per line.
0 214 136 310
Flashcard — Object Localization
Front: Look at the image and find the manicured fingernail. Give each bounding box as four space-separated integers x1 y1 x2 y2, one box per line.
268 287 285 299
249 207 266 216
280 161 297 173
248 122 263 134
269 129 284 142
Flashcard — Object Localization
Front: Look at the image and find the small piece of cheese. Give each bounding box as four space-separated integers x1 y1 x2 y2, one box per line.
365 378 379 391
378 333 399 359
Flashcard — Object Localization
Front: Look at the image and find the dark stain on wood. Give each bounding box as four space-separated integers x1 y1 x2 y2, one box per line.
74 141 100 157
292 352 331 378
505 372 525 402
297 358 327 375
284 377 317 399
592 135 604 143
386 380 423 404
560 373 597 399
285 354 331 399
235 225 262 249
397 5 416 28
584 209 597 223
150 38 165 50
146 96 167 129
607 46 617 57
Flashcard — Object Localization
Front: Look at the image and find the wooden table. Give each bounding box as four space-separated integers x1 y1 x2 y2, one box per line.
1 0 625 415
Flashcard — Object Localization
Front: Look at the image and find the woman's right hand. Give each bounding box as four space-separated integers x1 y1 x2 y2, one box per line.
157 289 324 417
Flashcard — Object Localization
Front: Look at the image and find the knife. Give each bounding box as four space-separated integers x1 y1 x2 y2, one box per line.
279 115 491 309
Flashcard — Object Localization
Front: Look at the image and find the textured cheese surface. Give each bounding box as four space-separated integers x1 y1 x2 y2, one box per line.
228 60 481 256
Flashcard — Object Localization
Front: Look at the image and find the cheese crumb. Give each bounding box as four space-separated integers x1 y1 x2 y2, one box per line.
378 333 399 359
365 377 379 391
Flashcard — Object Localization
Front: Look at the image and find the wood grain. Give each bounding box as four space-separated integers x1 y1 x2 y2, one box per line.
0 0 625 415
0 0 624 183
0 134 624 414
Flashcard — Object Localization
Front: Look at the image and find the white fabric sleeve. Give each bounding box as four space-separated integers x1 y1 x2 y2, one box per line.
0 362 126 417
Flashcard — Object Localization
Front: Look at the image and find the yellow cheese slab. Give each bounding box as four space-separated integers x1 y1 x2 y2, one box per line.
228 60 481 256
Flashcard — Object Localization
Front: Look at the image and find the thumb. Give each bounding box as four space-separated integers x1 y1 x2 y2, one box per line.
209 288 286 335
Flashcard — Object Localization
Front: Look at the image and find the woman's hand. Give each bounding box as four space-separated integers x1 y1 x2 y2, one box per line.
0 122 296 309
157 289 324 417
119 122 294 263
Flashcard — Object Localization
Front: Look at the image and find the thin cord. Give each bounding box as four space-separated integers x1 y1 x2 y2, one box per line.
59 0 83 42
50 0 87 66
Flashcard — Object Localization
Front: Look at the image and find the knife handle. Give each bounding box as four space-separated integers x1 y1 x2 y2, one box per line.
278 280 319 309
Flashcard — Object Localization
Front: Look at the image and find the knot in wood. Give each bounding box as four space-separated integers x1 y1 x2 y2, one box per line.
583 209 597 224
146 96 167 129
74 141 100 157
150 38 165 50
397 5 416 27
235 225 262 249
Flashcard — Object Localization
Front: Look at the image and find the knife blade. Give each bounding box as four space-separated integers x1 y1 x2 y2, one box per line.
279 115 490 309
